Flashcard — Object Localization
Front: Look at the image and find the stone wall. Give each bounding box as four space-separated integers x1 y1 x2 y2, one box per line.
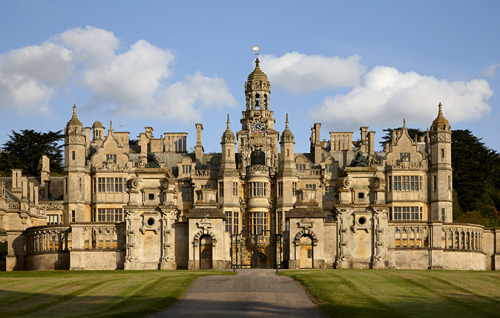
70 250 124 270
26 251 70 270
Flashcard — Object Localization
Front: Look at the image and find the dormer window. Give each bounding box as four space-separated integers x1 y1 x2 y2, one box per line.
106 154 117 163
400 153 410 161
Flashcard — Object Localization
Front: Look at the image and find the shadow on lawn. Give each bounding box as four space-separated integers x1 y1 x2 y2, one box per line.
0 289 178 318
316 293 500 318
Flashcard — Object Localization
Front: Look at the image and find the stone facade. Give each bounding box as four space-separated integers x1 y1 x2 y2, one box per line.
1 59 500 271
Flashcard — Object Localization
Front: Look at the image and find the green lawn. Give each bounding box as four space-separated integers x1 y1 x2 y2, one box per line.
0 270 234 318
280 270 500 318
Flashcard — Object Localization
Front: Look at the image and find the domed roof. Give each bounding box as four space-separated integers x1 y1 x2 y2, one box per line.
66 105 82 127
92 121 104 129
432 102 449 127
247 58 269 83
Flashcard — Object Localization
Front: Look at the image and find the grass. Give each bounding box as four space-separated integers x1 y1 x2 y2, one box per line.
280 270 500 318
0 270 234 318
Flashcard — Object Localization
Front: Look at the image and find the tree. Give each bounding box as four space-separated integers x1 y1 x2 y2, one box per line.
379 127 426 147
0 129 64 177
451 130 500 213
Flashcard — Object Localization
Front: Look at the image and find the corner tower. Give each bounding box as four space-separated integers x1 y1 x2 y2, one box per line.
429 103 452 222
64 105 87 224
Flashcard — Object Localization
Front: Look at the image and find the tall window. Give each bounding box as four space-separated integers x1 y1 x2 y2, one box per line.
389 176 421 192
278 182 283 197
249 182 266 197
325 186 335 201
392 207 422 221
182 187 192 201
182 165 191 174
97 177 125 193
97 208 123 222
292 182 297 196
325 164 334 173
250 212 267 235
233 182 238 196
225 211 239 234
218 182 224 198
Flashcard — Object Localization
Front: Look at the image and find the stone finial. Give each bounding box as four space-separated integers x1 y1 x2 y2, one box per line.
67 104 83 127
432 102 449 127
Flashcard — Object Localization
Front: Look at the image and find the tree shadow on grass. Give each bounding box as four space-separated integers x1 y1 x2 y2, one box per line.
0 289 178 318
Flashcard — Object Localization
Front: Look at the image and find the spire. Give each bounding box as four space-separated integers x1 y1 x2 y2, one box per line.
221 114 235 143
432 102 449 127
67 104 83 127
403 118 406 128
280 113 294 143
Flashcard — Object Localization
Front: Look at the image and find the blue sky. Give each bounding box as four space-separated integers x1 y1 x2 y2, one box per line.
0 0 499 153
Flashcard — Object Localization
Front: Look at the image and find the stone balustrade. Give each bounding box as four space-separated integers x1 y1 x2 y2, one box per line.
442 224 482 251
26 225 71 254
296 168 322 177
246 165 270 177
70 223 125 251
392 223 429 248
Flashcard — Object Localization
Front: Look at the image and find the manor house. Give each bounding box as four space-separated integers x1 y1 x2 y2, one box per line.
1 59 499 271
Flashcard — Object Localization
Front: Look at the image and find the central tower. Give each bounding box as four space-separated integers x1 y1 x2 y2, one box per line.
237 58 279 172
235 58 280 267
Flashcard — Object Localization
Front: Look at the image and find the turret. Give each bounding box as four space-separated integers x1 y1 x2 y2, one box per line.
64 105 86 224
221 115 236 169
429 102 452 222
279 114 295 169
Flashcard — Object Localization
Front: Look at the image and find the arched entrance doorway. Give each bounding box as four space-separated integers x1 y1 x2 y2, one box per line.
299 236 313 269
200 235 213 269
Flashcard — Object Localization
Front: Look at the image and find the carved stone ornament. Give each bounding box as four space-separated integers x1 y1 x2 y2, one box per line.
197 218 212 230
351 214 371 233
140 212 160 234
127 177 144 193
298 218 313 229
343 176 352 188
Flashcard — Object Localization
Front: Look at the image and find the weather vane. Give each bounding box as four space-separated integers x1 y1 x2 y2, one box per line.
252 45 261 56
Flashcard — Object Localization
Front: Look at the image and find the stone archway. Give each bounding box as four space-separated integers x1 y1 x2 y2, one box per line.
294 229 318 269
199 235 213 269
193 229 217 269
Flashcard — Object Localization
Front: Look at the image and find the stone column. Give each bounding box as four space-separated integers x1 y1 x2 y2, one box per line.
428 222 443 269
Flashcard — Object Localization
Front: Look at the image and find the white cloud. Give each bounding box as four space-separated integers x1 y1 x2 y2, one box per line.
0 26 237 120
82 40 173 106
309 66 493 130
483 63 500 77
153 73 237 122
259 52 365 93
56 26 119 63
